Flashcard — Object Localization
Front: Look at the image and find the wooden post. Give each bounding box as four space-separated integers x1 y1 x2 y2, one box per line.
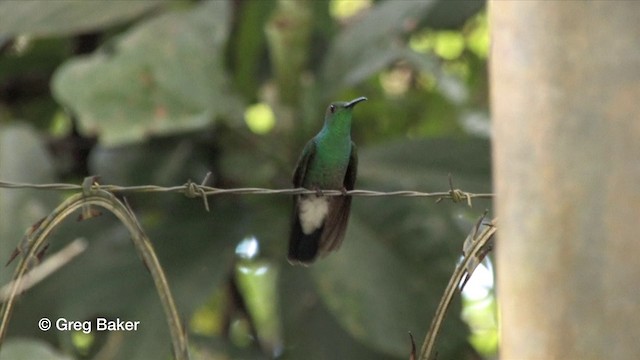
490 1 640 358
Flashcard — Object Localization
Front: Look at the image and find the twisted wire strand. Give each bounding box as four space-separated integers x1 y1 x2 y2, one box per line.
0 180 493 200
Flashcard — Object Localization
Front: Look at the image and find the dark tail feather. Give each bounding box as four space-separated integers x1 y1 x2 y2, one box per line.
288 219 322 265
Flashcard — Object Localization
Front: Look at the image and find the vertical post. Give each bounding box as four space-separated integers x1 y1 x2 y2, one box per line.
490 1 640 359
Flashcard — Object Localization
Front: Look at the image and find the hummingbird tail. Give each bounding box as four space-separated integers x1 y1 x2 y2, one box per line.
288 221 321 265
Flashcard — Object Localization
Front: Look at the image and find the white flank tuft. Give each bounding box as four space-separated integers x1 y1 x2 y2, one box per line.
298 196 329 234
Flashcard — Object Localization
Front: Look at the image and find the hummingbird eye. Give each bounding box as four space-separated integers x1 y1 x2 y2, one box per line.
329 105 336 113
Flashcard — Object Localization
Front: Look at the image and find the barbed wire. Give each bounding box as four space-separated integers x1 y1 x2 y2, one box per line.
0 173 493 209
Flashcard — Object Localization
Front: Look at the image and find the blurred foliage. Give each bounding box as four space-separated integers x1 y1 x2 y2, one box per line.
0 0 494 359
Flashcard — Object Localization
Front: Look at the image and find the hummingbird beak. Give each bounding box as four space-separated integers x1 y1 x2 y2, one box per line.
345 96 367 108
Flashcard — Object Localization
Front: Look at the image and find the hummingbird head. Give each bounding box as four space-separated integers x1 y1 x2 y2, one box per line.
323 96 367 127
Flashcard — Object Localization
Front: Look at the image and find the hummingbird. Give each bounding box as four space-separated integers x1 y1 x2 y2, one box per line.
288 96 367 265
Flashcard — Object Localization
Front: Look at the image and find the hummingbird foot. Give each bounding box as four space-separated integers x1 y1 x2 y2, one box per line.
340 187 348 196
313 187 324 197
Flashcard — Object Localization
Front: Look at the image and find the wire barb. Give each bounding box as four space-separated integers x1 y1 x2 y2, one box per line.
181 172 212 212
435 173 475 207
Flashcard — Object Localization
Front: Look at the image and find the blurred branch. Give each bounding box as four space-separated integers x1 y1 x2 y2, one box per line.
0 238 87 302
0 179 189 360
419 217 497 360
409 332 417 360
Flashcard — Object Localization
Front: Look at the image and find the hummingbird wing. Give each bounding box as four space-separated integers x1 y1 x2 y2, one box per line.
318 141 358 255
288 140 322 264
292 140 315 188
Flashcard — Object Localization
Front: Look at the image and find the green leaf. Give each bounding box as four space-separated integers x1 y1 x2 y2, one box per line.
265 0 313 105
5 138 241 359
419 0 485 30
358 138 492 191
279 267 397 360
319 0 437 99
52 0 243 146
1 338 73 360
229 0 275 99
0 123 58 285
307 138 491 357
10 195 242 359
318 0 483 101
0 0 167 37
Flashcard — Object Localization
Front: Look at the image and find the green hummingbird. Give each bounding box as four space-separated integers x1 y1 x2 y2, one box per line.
288 96 367 265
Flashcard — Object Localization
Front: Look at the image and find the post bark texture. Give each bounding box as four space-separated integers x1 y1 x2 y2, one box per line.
490 1 640 359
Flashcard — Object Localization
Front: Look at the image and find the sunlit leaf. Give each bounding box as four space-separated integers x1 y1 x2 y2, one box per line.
319 0 483 101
